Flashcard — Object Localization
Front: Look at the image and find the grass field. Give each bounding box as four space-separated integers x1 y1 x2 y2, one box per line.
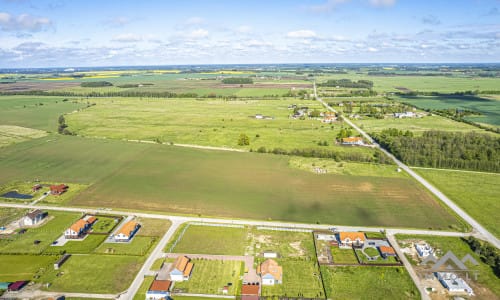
321 266 419 299
0 211 80 254
261 260 325 298
0 96 86 131
42 254 143 293
170 225 248 255
44 234 107 254
395 235 500 297
0 254 57 281
251 229 315 258
173 259 243 295
331 247 359 264
414 168 500 238
0 135 463 229
0 207 26 226
95 236 157 256
0 125 47 148
134 218 171 237
133 276 154 300
91 216 121 233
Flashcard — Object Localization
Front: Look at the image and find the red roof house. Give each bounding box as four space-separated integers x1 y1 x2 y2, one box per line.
50 184 68 195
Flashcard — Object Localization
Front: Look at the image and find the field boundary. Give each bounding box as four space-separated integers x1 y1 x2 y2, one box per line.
411 166 500 176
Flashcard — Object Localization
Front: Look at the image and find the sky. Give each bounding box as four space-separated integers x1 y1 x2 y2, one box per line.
0 0 499 67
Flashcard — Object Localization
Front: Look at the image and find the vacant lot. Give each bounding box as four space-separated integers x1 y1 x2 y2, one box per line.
0 207 27 226
415 168 500 238
321 266 419 299
170 225 248 255
331 247 359 264
261 260 325 298
0 125 47 148
0 135 462 229
0 254 57 281
96 236 157 256
396 235 500 297
173 259 243 295
42 254 143 293
44 234 107 254
250 229 315 258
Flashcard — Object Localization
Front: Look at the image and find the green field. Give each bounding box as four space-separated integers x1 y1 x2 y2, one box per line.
0 211 80 254
95 236 156 256
133 276 154 300
0 125 47 148
0 254 57 281
261 260 324 298
414 168 500 238
0 135 463 229
173 259 243 295
288 158 406 177
44 234 107 254
42 254 143 293
251 229 315 258
331 247 359 264
170 225 248 255
0 96 86 131
396 235 500 297
321 266 419 299
0 207 26 226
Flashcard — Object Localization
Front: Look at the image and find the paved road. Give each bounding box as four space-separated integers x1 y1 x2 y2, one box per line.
119 220 184 300
387 234 430 300
313 82 500 249
1 290 116 299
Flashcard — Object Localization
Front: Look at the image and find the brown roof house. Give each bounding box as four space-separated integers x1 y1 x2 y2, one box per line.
338 232 366 248
169 256 194 282
258 259 282 286
64 215 97 239
146 279 171 300
241 284 260 300
23 210 47 226
114 221 140 242
50 184 68 195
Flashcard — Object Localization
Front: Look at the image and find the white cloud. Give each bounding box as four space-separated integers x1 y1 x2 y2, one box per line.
368 0 396 7
111 33 142 43
187 28 209 39
287 29 317 38
0 12 52 31
308 0 350 13
367 47 379 52
237 25 252 33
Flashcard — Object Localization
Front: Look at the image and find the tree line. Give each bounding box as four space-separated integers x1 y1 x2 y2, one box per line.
221 77 253 84
464 236 500 278
319 79 374 89
372 129 500 173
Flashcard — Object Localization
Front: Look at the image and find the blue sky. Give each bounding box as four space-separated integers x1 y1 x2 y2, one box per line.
0 0 499 67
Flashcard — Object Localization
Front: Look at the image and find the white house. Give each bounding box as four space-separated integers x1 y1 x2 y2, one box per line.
259 259 282 286
435 272 474 296
114 221 140 242
342 137 364 146
169 256 193 282
415 243 434 258
338 232 366 248
23 210 47 226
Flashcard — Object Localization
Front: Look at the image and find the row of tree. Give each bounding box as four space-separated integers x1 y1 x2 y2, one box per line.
80 81 113 87
319 79 374 89
464 236 500 277
221 77 253 84
372 129 499 172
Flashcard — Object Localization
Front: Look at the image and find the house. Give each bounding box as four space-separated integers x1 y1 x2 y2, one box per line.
322 116 337 123
23 210 47 226
146 280 171 300
54 254 71 270
241 284 260 300
50 184 68 195
64 216 96 239
169 256 194 282
8 281 28 291
263 251 278 258
338 232 366 248
415 243 434 258
258 259 282 286
114 221 140 242
342 137 364 146
435 272 474 296
378 246 397 258
32 184 42 192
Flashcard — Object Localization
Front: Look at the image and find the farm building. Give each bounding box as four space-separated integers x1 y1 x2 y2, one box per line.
50 184 68 195
338 232 366 248
169 256 194 282
146 279 171 300
23 209 47 226
241 284 260 300
54 254 71 270
435 272 474 296
64 216 96 239
415 243 434 258
114 220 140 242
258 259 282 286
341 137 364 146
8 280 28 291
378 246 397 258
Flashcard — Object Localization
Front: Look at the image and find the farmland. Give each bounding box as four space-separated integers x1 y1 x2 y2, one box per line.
0 125 47 148
414 168 500 238
0 135 462 229
321 266 419 299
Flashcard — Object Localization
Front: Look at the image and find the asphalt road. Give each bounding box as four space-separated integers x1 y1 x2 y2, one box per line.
313 82 500 249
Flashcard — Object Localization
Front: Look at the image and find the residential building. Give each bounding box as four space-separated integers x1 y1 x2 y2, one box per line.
415 243 434 258
241 284 260 300
169 256 194 282
146 280 171 300
338 232 366 248
50 184 68 195
258 259 282 286
114 221 140 242
32 184 42 192
64 216 96 239
341 137 364 146
378 246 397 258
435 272 474 296
23 210 47 226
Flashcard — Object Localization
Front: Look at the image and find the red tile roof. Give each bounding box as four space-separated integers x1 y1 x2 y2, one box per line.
149 280 171 292
379 246 396 255
241 285 259 295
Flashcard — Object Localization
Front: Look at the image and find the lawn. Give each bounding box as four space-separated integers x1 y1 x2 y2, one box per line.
95 236 157 256
414 168 500 238
91 216 121 233
0 207 26 226
395 235 500 297
133 276 154 300
42 254 143 293
0 211 80 254
251 229 315 258
331 247 359 264
0 96 86 132
170 225 248 255
43 234 107 254
0 135 463 229
0 254 57 281
134 217 171 237
321 266 419 299
0 125 47 148
261 260 325 298
38 183 89 206
173 259 243 295
150 258 165 271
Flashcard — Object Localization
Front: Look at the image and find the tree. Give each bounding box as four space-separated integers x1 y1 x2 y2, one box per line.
237 133 250 146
